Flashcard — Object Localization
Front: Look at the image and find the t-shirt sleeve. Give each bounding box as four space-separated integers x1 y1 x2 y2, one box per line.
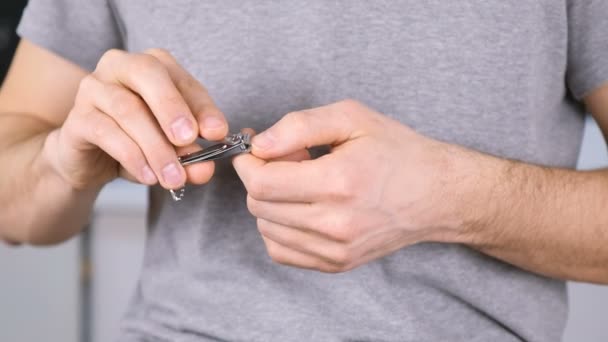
567 0 608 101
16 0 123 71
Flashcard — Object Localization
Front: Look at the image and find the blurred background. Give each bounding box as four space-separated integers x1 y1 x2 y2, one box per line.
0 0 26 81
1 2 608 341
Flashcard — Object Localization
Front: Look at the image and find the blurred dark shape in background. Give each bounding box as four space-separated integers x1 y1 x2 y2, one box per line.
1 0 28 84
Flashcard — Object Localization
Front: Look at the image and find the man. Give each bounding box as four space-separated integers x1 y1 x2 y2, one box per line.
0 1 607 341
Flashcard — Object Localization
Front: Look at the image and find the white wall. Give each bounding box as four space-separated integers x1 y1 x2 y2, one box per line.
90 185 147 342
0 239 80 342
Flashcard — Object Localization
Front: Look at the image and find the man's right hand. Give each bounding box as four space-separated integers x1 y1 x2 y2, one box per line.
44 48 227 191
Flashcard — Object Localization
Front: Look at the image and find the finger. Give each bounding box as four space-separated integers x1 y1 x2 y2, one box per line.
95 49 198 146
241 127 256 135
240 128 311 163
145 49 228 140
251 99 363 159
270 149 311 162
175 143 215 185
258 218 351 268
73 108 157 185
117 167 139 183
248 196 358 244
79 75 186 189
233 154 329 202
260 234 343 273
247 195 321 233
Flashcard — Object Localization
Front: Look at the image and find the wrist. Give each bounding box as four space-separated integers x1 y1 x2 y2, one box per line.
40 129 73 189
2 129 101 245
426 142 505 245
39 129 104 195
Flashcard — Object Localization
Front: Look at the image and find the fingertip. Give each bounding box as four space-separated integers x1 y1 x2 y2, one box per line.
231 152 251 169
251 130 275 151
250 145 272 159
155 162 187 190
250 136 275 159
199 110 229 141
232 153 265 177
250 145 284 160
241 127 256 136
185 161 215 185
200 125 228 141
170 116 199 147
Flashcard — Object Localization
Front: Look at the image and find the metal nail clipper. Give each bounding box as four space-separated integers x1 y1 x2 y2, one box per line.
168 132 251 201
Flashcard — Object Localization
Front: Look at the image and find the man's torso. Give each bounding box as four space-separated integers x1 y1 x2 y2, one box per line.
109 1 580 341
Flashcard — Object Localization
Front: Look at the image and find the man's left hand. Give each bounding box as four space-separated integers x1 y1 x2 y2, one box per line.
233 100 475 273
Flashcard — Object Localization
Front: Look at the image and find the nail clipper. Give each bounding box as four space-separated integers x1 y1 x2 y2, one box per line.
169 132 251 201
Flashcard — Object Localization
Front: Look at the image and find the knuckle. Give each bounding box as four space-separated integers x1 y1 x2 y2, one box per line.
318 262 346 274
246 196 261 217
283 111 309 131
327 247 353 266
267 251 281 263
334 99 368 124
338 98 363 111
97 49 125 70
265 244 285 264
143 48 172 60
271 256 288 265
130 53 163 75
102 48 124 61
256 218 268 233
324 214 355 243
77 75 97 95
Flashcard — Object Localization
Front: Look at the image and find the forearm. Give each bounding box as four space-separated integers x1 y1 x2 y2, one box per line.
0 113 100 245
452 146 608 284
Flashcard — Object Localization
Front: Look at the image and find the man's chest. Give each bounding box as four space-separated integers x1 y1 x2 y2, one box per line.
109 0 573 162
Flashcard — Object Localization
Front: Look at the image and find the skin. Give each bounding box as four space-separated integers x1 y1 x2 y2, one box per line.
1 40 608 285
233 98 608 284
0 40 228 244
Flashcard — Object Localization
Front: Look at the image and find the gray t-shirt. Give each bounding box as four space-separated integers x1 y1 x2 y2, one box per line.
18 1 608 341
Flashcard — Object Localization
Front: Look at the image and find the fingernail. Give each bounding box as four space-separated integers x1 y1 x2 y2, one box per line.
162 162 183 187
253 131 275 150
204 116 225 130
171 117 194 142
142 165 157 184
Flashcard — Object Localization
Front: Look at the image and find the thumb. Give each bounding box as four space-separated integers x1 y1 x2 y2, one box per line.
252 101 357 159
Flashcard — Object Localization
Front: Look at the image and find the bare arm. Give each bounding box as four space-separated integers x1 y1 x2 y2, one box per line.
231 91 608 284
463 84 608 283
0 40 228 245
0 40 94 245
